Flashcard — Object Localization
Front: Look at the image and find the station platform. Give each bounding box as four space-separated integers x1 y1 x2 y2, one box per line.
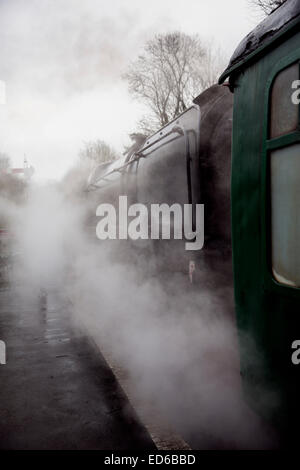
0 286 156 450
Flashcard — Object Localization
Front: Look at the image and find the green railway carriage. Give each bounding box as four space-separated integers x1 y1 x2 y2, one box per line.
219 0 300 437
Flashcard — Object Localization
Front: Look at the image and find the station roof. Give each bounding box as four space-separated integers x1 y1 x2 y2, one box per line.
219 0 300 84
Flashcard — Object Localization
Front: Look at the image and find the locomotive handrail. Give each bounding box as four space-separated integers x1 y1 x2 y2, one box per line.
172 125 196 231
85 126 184 192
85 104 200 193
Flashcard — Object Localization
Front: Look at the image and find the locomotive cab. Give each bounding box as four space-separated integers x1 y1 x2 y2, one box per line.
219 0 300 440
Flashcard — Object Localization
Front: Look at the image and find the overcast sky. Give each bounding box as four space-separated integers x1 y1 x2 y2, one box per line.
0 0 260 181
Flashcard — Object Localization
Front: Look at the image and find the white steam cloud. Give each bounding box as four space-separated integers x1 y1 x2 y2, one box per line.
0 182 278 449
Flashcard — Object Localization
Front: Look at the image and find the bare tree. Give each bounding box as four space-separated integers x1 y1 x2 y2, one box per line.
65 140 118 197
79 140 117 168
124 32 224 134
250 0 286 15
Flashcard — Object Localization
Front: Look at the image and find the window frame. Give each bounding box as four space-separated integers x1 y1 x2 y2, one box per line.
262 49 300 297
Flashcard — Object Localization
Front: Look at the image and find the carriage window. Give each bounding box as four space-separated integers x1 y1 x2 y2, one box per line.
271 143 300 287
270 63 299 139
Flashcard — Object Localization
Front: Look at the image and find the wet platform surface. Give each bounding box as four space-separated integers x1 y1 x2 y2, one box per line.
0 286 156 450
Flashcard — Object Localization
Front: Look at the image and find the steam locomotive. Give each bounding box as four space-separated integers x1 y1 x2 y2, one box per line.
87 84 233 292
88 0 300 446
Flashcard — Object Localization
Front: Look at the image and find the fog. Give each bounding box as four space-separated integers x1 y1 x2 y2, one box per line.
0 180 279 449
0 0 278 450
0 0 256 180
